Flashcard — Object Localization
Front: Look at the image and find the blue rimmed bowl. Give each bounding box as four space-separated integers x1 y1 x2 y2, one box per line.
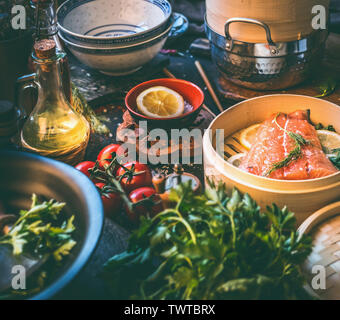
58 18 173 75
57 0 172 46
0 151 104 300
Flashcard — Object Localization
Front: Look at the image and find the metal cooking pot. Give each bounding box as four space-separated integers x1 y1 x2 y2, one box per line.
205 17 329 90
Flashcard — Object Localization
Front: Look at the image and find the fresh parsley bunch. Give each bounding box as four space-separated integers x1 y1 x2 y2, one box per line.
103 180 312 300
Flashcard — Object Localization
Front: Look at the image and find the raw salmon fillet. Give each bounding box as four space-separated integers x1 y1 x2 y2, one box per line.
239 110 338 180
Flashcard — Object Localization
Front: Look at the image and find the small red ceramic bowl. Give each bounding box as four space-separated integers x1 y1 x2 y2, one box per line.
125 78 204 127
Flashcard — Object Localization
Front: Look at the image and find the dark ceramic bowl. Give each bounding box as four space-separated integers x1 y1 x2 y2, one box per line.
125 78 204 127
0 151 104 300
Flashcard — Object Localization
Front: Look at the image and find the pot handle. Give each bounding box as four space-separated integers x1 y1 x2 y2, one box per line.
224 18 276 49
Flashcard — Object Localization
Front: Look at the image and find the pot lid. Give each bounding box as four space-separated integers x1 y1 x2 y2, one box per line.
298 202 340 300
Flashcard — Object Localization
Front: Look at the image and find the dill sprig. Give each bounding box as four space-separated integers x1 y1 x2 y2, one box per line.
265 113 310 177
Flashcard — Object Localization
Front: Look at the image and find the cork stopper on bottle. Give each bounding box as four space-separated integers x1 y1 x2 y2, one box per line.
34 39 56 59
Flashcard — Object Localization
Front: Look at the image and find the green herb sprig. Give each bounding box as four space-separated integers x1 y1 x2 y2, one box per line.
265 113 310 176
0 195 77 299
314 77 337 98
0 194 76 260
72 84 109 135
314 123 336 132
329 148 340 170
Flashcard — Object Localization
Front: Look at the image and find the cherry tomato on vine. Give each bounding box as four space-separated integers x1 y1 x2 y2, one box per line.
116 161 152 193
127 187 163 222
95 182 122 217
97 144 126 169
75 161 97 180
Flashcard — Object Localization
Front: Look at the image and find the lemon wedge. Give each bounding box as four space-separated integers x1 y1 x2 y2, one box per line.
239 124 261 150
317 130 340 154
136 86 185 119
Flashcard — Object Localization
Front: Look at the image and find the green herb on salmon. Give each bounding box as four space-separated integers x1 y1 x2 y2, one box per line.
265 113 310 176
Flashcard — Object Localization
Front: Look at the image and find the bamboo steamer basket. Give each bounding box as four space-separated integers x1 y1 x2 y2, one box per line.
206 0 330 43
298 202 340 299
203 95 340 225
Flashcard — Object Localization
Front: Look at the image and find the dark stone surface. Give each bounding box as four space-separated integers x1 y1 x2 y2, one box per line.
53 219 130 300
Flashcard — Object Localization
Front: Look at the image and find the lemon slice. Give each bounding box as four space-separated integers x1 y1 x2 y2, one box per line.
239 124 261 150
317 130 340 154
136 86 185 119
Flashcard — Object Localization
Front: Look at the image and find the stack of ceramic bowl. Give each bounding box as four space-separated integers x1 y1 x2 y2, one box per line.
57 0 173 76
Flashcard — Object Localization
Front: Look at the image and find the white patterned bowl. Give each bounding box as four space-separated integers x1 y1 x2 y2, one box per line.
58 20 172 76
57 0 172 46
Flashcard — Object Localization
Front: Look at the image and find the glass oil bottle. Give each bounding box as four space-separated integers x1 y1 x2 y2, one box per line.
20 39 90 165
